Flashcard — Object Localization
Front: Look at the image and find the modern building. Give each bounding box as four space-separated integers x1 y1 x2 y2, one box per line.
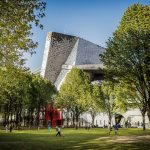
36 32 149 128
40 32 105 90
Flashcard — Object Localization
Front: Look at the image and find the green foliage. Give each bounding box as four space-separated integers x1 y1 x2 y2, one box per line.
99 81 116 116
114 81 136 112
0 66 30 105
88 86 101 113
28 75 56 110
92 80 133 126
0 0 46 66
55 68 91 128
117 4 150 34
100 3 150 121
0 66 56 126
100 4 150 78
56 68 91 112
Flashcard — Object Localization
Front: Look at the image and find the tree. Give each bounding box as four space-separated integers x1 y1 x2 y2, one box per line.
88 84 102 127
55 68 91 129
28 75 56 127
0 66 56 127
93 80 133 133
115 81 147 130
100 4 150 123
55 95 72 128
94 81 117 134
0 66 31 127
0 0 46 66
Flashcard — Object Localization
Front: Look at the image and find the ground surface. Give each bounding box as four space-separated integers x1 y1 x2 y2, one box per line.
0 128 150 150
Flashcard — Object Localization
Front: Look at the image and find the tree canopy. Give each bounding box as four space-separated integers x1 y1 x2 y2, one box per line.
0 0 46 66
115 80 147 130
100 4 150 123
55 68 91 128
117 4 150 34
0 66 56 127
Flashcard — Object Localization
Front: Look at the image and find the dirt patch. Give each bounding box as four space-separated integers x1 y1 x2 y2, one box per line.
107 135 150 143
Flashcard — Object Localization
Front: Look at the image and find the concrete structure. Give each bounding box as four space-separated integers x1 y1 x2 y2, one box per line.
38 32 149 128
41 32 105 90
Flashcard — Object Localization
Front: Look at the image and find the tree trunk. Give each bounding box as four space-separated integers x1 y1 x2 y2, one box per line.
37 107 40 127
19 103 22 128
66 108 70 128
147 109 150 124
91 113 95 127
4 104 8 125
75 116 79 130
49 110 53 127
66 117 69 128
141 111 146 130
16 110 19 127
146 109 150 128
108 112 112 135
75 106 80 129
6 114 9 126
72 115 75 127
28 109 32 127
27 110 30 127
10 113 12 123
4 113 7 126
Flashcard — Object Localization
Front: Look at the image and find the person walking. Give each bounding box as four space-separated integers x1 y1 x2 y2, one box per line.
56 126 61 137
114 123 119 135
48 121 51 133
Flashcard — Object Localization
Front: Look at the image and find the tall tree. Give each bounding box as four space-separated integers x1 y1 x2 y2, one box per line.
94 81 117 134
55 68 91 129
93 80 129 133
100 4 150 123
88 84 102 127
0 0 46 66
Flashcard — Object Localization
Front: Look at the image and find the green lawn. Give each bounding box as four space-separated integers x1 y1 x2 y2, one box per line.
0 128 150 150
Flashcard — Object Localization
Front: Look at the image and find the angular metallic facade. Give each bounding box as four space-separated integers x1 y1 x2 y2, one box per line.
41 32 105 89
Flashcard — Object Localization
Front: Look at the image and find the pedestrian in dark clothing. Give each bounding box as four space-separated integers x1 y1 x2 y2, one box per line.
114 123 119 135
56 126 61 136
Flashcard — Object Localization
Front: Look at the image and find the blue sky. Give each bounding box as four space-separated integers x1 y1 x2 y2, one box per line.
25 0 150 71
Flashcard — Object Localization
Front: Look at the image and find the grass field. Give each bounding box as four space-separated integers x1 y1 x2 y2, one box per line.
0 128 150 150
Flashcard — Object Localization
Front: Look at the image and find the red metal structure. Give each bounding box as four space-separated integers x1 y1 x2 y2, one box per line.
45 103 63 126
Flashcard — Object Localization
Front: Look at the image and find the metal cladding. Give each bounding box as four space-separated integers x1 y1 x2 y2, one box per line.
41 32 105 89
